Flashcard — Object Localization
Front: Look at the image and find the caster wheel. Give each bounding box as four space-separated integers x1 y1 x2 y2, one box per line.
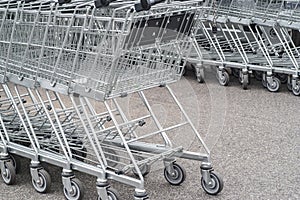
164 163 186 186
292 84 300 96
242 81 248 90
9 154 20 174
232 68 239 78
239 71 249 90
98 188 120 200
275 73 288 84
196 67 205 83
1 161 16 185
262 79 267 88
32 169 51 193
217 70 230 86
225 68 232 75
197 75 205 83
63 178 84 200
201 171 224 195
104 148 120 168
253 71 263 81
267 77 281 92
241 74 249 90
287 83 292 91
134 191 149 200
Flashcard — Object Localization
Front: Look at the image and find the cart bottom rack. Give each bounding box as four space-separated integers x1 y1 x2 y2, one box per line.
0 83 223 199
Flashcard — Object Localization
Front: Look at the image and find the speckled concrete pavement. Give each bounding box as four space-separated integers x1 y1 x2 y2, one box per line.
0 68 299 200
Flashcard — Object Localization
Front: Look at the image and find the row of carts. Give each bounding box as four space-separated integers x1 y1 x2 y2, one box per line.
1 0 299 199
0 0 223 199
188 0 300 95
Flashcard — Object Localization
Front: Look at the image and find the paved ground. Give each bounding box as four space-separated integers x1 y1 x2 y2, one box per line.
0 68 299 200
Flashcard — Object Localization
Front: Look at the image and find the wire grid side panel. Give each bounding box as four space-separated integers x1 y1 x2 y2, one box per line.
0 7 14 76
0 1 200 100
0 5 55 84
0 3 107 92
70 14 125 97
69 2 201 99
207 0 255 15
102 5 199 98
208 0 300 22
0 87 31 147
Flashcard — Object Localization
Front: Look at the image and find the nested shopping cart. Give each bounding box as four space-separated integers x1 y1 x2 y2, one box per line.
0 0 224 199
187 0 300 95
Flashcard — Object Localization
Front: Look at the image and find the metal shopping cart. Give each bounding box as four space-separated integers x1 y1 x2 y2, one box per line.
0 0 224 199
188 0 300 95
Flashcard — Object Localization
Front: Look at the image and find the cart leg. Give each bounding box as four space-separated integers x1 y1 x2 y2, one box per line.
232 68 239 78
30 161 51 193
163 159 176 175
195 63 205 83
62 169 84 200
216 67 230 86
165 85 224 194
200 163 223 195
266 73 281 92
200 162 213 185
62 169 74 193
292 76 300 96
287 75 292 91
262 73 267 88
239 69 249 90
0 154 9 172
0 153 16 185
163 159 186 186
96 180 109 200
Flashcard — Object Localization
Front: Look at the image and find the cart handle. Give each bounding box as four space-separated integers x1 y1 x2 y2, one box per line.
94 0 117 8
135 0 165 12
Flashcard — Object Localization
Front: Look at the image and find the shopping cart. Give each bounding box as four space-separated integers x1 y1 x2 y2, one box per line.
188 0 300 95
0 0 224 199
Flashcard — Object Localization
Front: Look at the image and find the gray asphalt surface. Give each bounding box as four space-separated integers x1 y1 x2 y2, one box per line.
0 68 299 200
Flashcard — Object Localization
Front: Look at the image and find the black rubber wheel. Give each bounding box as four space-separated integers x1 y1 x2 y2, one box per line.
267 77 281 92
217 70 230 86
242 81 248 90
292 84 300 96
32 169 51 193
262 78 267 88
287 83 292 91
253 71 263 81
241 74 249 90
201 171 224 195
197 75 205 83
134 192 149 200
232 68 239 78
1 161 16 185
275 73 288 84
195 67 205 83
98 188 120 200
63 178 84 200
164 163 186 186
9 154 20 174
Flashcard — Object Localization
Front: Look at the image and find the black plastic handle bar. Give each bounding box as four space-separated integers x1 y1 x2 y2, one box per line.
135 0 165 12
94 0 117 8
